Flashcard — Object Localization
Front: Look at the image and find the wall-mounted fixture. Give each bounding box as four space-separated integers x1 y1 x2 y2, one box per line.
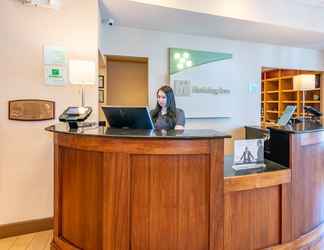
22 0 61 9
69 60 96 107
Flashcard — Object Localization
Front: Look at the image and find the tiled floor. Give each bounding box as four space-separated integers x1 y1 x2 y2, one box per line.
0 230 52 250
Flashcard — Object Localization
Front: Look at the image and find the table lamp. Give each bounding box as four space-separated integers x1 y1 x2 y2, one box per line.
293 74 316 121
69 60 96 107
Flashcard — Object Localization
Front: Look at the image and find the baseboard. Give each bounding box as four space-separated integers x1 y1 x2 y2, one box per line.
0 217 53 239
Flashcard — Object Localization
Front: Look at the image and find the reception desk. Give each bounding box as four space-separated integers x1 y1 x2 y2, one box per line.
46 124 230 250
47 123 324 250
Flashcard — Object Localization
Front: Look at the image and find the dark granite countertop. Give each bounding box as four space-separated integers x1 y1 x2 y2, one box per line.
268 120 324 134
45 123 231 139
224 156 288 177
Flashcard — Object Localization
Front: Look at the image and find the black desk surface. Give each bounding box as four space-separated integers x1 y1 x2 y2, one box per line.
224 156 287 177
269 120 324 134
46 123 231 139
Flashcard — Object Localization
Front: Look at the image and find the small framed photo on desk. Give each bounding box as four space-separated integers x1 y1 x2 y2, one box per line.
98 75 104 88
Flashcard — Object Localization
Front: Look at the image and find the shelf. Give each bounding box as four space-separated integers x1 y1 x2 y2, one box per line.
304 88 320 91
262 77 280 82
281 89 297 93
303 101 320 104
261 69 322 125
282 101 298 103
280 76 293 80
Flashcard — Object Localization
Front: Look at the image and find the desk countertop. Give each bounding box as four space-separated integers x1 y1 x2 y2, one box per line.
224 156 287 178
46 123 231 139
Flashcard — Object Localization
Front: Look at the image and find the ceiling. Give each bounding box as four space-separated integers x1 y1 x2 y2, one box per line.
100 0 324 50
292 0 324 7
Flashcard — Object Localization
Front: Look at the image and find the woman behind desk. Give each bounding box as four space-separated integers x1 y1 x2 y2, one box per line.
150 85 185 130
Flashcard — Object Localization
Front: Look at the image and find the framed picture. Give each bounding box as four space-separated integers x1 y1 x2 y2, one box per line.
99 89 104 103
99 75 104 88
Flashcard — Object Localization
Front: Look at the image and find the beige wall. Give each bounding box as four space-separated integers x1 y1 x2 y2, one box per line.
107 60 148 106
0 0 98 224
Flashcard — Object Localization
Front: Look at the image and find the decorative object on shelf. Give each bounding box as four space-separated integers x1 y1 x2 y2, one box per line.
169 48 233 118
98 75 104 88
9 99 55 121
313 94 320 100
293 74 316 121
99 89 104 103
69 60 96 106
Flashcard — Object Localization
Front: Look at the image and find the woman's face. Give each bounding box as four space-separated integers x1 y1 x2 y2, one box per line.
157 90 167 108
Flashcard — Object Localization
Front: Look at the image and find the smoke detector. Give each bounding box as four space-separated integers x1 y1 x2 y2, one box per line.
22 0 61 9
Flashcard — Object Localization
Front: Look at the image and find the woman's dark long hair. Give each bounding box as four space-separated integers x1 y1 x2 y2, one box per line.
151 85 177 128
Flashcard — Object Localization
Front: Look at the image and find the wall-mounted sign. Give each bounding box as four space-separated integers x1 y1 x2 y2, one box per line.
8 99 55 121
169 48 234 118
43 45 67 85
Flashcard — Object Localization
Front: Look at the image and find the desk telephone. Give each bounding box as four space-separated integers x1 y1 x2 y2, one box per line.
59 106 92 128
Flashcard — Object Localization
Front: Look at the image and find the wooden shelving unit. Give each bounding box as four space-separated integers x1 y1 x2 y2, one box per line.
261 69 321 127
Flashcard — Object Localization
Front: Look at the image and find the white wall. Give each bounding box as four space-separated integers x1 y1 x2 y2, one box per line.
130 0 324 33
0 0 98 225
100 26 324 154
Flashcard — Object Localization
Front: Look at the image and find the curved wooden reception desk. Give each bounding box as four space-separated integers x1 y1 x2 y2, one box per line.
47 123 324 250
46 125 230 250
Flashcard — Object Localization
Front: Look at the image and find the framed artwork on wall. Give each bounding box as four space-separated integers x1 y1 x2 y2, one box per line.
99 89 104 103
99 75 104 88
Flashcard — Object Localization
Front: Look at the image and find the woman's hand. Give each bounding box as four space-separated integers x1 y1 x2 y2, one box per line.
175 125 185 130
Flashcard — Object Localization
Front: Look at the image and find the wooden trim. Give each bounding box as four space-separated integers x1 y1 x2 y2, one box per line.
263 222 324 249
8 99 55 121
107 55 148 63
224 169 291 193
300 131 324 146
54 133 210 155
0 217 53 239
209 139 224 250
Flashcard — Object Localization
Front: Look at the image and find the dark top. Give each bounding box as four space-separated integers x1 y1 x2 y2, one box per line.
152 108 185 130
45 123 231 139
224 155 287 177
269 120 324 134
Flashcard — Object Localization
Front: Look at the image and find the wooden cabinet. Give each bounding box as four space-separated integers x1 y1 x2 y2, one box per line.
261 69 321 127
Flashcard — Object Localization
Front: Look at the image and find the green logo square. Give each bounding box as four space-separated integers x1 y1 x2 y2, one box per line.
51 68 60 76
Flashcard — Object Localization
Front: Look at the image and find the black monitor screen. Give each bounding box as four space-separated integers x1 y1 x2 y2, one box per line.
102 106 154 129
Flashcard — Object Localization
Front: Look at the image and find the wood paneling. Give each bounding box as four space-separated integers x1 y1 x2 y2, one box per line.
224 169 291 193
55 133 210 155
60 147 103 250
210 140 225 250
224 186 281 250
103 153 130 250
263 222 324 250
290 133 324 239
0 218 53 239
52 133 225 250
131 155 210 250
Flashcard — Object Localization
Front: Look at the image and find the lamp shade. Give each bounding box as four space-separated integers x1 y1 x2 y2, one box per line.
293 74 315 90
69 60 96 85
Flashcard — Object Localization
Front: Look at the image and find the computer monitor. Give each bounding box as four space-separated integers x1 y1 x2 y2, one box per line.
277 105 296 126
102 106 154 129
